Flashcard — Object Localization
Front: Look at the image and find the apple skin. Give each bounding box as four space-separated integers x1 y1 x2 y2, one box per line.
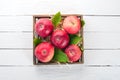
50 29 70 49
35 42 54 63
65 45 82 62
63 16 81 34
35 18 54 38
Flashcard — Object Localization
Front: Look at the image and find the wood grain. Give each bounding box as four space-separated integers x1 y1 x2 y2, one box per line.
0 0 120 79
0 0 120 15
0 67 120 80
0 50 120 65
0 16 120 32
0 32 120 49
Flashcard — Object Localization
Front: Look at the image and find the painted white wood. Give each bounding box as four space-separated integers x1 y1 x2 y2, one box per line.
0 50 120 65
0 67 120 80
0 16 32 31
84 50 120 65
0 0 120 15
0 50 33 65
84 16 120 32
0 33 33 48
84 32 120 49
0 32 120 49
0 16 120 32
0 0 120 79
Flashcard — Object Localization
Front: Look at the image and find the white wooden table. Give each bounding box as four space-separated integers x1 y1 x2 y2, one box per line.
0 0 120 80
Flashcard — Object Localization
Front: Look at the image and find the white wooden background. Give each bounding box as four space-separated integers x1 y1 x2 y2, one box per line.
0 0 120 80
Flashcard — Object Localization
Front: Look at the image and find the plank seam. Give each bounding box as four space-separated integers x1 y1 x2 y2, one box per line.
0 15 120 17
0 48 120 50
0 31 120 33
0 65 120 67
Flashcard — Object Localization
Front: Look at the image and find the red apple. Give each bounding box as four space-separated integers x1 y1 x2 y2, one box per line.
50 29 69 49
35 18 54 38
35 42 54 63
65 45 82 62
63 16 81 34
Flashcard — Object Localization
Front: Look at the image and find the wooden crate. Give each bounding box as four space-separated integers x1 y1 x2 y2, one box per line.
33 14 84 65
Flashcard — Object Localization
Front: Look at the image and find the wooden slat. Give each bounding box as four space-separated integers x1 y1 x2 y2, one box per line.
84 16 120 32
0 50 33 65
0 33 32 48
84 50 120 65
0 0 120 15
84 32 120 49
0 67 120 80
0 16 120 32
0 50 120 65
0 16 32 31
0 32 120 48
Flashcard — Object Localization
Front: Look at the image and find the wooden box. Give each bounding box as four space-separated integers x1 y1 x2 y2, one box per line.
33 14 84 65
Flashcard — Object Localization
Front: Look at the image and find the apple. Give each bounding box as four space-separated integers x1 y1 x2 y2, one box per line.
35 18 54 38
63 16 81 34
65 44 82 62
35 42 54 63
50 29 69 49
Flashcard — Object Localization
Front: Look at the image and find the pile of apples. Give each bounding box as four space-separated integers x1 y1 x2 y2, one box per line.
34 14 82 63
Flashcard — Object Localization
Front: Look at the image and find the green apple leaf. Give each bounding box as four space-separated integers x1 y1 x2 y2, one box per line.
52 12 62 27
81 19 85 27
69 34 82 44
53 48 69 63
33 38 42 47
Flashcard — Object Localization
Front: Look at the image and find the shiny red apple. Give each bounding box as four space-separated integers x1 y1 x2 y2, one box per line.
35 18 54 38
50 29 69 49
65 44 82 62
63 16 81 34
35 42 54 63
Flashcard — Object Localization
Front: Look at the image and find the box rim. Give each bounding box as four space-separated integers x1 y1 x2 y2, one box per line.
33 14 84 65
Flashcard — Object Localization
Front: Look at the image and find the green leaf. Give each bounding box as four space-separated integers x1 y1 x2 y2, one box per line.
52 12 62 27
81 19 85 27
33 38 41 47
53 48 68 63
69 35 82 44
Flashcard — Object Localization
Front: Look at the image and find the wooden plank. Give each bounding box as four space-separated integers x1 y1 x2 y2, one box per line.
84 32 120 49
0 50 120 65
84 50 120 65
0 16 120 32
0 67 120 80
0 33 32 48
0 0 120 15
0 32 120 48
0 16 32 31
0 50 33 65
84 16 120 32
